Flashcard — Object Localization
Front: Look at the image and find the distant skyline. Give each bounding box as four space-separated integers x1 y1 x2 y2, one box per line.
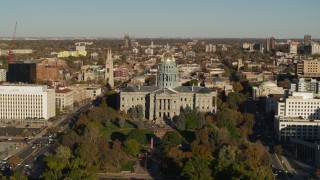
0 0 319 38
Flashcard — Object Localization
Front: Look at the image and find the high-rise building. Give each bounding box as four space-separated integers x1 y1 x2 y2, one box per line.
304 34 312 46
206 44 216 52
124 34 130 48
273 92 320 141
311 43 320 55
124 34 137 48
289 42 298 55
0 69 7 82
296 59 320 79
7 62 36 84
0 85 55 120
253 44 262 51
266 37 276 52
290 78 320 94
105 49 114 88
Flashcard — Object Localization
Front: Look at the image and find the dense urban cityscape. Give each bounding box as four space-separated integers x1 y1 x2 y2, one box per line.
1 1 320 180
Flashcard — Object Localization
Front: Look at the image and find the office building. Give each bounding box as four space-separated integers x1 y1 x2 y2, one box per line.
253 44 263 51
266 37 276 52
7 62 36 84
120 48 218 121
304 34 312 46
296 59 320 79
289 42 298 55
0 49 33 56
273 92 320 141
290 78 320 94
0 85 55 120
124 34 137 48
311 43 320 55
242 43 253 52
206 44 216 52
0 69 7 82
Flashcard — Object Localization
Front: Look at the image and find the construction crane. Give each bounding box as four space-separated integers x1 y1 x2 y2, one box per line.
8 22 18 64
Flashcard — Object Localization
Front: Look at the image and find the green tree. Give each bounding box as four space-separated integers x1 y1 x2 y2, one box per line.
60 130 81 148
226 92 246 110
41 155 68 180
117 116 125 128
127 129 147 145
123 139 140 156
128 107 138 120
185 109 199 130
136 105 144 121
75 141 99 167
173 115 186 131
10 172 28 180
0 173 6 180
83 122 101 143
56 145 71 160
181 158 212 180
162 131 182 150
182 79 199 86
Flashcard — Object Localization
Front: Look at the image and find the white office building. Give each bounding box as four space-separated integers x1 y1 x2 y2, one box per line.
0 85 55 120
311 43 320 55
289 43 298 55
274 116 320 141
274 92 320 141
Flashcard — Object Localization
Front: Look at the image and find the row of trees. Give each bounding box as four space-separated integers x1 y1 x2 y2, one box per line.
161 90 273 179
40 98 154 179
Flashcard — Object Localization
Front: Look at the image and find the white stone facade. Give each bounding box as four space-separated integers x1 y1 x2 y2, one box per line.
0 85 55 120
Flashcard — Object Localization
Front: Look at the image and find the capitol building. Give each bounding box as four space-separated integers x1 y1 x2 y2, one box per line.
119 49 218 121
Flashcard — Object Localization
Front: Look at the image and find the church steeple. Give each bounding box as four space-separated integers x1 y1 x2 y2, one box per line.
105 48 114 88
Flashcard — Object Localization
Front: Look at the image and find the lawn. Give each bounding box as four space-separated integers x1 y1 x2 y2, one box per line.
120 160 136 172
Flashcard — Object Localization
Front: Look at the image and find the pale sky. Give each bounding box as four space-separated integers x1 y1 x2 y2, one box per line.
0 0 319 38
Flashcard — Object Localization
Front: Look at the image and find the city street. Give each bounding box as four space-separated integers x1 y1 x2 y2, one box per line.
0 100 94 177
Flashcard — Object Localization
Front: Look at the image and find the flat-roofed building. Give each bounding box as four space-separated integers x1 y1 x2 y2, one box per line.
55 87 74 111
0 85 55 120
273 92 320 141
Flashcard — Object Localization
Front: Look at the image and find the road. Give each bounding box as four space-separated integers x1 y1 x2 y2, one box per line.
248 98 320 180
7 101 94 178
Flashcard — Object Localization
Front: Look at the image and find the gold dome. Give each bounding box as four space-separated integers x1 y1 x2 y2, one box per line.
161 52 175 62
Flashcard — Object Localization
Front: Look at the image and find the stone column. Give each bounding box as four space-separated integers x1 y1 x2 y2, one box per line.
161 99 164 110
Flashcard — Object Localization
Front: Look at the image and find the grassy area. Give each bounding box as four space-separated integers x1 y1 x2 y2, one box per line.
120 160 136 171
102 129 133 141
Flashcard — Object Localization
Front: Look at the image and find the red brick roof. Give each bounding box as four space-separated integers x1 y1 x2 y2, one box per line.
55 88 71 93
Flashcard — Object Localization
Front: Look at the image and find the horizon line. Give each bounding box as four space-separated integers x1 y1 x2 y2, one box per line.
0 36 319 40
